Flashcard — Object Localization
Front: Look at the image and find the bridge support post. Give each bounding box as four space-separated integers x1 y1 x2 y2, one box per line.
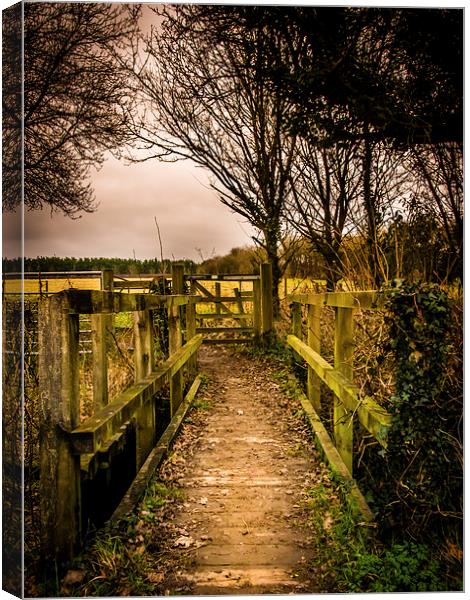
91 269 113 410
134 308 156 467
170 265 184 414
334 307 355 474
307 304 322 413
38 294 81 564
253 278 262 340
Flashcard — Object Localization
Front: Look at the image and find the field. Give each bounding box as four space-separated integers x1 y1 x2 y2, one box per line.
3 275 324 298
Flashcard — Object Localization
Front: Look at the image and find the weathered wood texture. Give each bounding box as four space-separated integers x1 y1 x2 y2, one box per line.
286 335 391 446
38 281 204 561
334 307 354 474
287 289 391 483
307 304 321 412
110 374 203 521
38 295 81 562
170 265 185 416
134 309 156 466
71 335 203 455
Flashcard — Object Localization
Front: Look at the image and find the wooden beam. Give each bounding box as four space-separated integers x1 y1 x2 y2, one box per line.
334 307 354 474
65 289 198 314
133 309 156 467
298 388 375 523
91 312 108 411
197 296 254 303
252 278 261 339
286 335 390 446
110 374 203 522
39 295 81 561
192 280 233 315
71 335 203 454
288 291 385 310
307 304 322 413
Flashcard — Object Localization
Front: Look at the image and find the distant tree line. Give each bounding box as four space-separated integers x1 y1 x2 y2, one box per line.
2 257 197 275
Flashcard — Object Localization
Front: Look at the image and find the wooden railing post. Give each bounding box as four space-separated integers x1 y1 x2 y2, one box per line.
291 301 302 339
252 278 262 340
38 294 81 563
170 265 184 414
91 269 114 410
260 262 273 338
134 308 156 466
186 299 197 377
307 304 322 412
215 281 221 315
334 307 355 474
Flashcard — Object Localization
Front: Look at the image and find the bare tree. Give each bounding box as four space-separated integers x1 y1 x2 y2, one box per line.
2 2 140 216
406 143 463 282
288 138 363 290
128 6 298 315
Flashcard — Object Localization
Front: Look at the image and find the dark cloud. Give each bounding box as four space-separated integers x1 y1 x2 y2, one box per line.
8 156 256 261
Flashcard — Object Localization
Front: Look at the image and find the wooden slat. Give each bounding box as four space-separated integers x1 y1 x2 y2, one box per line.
71 334 203 454
187 274 259 281
65 289 198 314
110 374 203 521
193 280 234 315
286 335 391 446
297 388 375 523
288 291 385 310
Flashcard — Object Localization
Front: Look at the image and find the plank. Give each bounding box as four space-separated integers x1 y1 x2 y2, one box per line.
71 335 203 454
334 307 354 474
38 295 81 561
110 374 203 521
297 388 375 523
65 289 198 314
288 291 385 310
193 280 234 315
286 335 391 446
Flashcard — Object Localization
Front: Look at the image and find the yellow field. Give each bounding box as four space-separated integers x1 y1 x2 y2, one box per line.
3 275 325 298
4 277 102 294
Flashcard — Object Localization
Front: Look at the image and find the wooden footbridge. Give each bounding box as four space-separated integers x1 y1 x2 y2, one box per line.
33 264 392 571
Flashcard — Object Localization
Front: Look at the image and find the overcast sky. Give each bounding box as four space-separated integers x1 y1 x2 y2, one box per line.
2 3 257 263
3 156 257 262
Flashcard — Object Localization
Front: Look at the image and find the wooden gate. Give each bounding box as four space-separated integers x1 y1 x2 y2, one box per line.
186 264 273 344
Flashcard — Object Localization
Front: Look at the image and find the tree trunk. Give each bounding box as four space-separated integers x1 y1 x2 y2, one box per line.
363 135 382 288
265 233 281 318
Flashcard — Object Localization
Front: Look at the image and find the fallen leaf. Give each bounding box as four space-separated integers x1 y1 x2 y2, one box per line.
148 572 165 584
62 570 85 586
174 535 193 548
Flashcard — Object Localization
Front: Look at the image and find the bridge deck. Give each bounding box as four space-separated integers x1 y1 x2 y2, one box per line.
150 345 329 594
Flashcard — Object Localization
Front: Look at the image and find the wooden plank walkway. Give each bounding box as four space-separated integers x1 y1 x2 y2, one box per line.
161 345 326 594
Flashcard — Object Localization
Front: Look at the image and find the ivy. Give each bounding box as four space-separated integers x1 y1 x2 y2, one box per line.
373 282 462 553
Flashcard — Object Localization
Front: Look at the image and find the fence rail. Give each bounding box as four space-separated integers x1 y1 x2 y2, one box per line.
37 266 203 563
287 290 392 517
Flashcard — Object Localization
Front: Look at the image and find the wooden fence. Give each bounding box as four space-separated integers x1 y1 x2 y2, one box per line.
287 291 392 519
35 263 274 563
38 270 202 563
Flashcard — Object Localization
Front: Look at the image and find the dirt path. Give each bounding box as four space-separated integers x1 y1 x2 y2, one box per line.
154 345 329 595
